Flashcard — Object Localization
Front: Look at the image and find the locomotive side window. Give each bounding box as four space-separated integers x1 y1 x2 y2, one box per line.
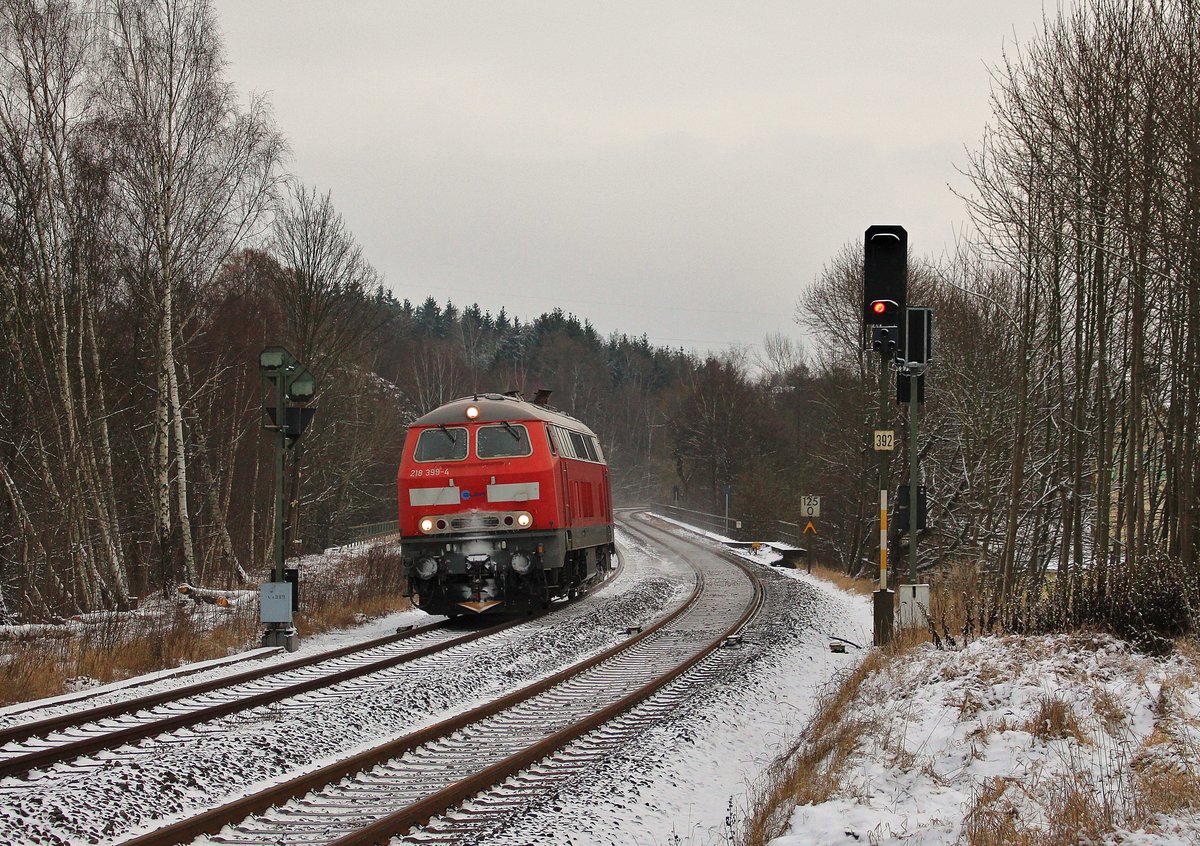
590 437 605 463
549 425 575 458
414 426 468 462
477 423 533 458
569 431 594 461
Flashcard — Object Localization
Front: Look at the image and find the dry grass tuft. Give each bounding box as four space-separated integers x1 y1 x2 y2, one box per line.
1092 686 1127 733
0 604 259 705
740 636 920 846
962 776 1023 844
1134 761 1200 821
964 771 1114 845
0 545 412 707
1023 694 1088 744
1130 672 1200 824
295 546 410 633
808 563 876 596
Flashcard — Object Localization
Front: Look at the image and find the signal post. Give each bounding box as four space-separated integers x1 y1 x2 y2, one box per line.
258 346 317 652
863 226 935 644
864 225 906 646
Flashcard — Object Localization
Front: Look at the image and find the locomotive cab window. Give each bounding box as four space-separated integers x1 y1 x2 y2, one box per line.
414 426 468 462
477 423 533 459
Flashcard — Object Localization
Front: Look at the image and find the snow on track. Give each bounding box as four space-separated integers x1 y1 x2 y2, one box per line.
0 531 687 846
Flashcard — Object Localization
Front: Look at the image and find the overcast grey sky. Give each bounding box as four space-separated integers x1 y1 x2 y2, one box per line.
214 2 1052 355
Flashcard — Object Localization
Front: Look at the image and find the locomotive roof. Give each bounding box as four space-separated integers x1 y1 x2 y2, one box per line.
411 394 598 436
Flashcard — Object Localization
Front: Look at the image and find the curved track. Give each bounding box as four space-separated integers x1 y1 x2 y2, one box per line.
0 514 762 846
160 513 761 846
0 553 627 782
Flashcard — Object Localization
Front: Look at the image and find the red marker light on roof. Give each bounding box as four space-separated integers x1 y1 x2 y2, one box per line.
465 405 480 420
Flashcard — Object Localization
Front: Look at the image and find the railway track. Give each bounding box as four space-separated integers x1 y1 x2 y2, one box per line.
0 618 505 780
402 514 766 845
0 515 760 846
119 513 759 846
0 549 630 783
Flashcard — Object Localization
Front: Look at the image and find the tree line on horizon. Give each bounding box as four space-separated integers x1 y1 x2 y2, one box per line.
1 0 1197 640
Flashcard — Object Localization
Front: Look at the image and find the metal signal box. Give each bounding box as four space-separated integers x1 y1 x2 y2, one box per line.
905 307 933 366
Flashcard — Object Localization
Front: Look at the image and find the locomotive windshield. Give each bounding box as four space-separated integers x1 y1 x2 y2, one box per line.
414 426 468 461
477 423 533 458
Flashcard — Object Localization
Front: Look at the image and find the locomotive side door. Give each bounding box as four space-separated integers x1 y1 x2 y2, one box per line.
549 425 572 540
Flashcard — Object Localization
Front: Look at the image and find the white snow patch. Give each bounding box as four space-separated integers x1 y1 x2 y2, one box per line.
770 634 1200 846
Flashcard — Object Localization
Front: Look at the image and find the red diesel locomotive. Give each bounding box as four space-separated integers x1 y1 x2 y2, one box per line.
397 392 615 616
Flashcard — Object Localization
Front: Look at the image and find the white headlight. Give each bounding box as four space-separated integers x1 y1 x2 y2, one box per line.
516 512 532 528
510 553 532 574
419 517 435 533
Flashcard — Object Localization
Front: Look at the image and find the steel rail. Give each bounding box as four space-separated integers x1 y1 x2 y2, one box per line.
334 517 763 846
2 543 625 782
404 512 769 844
0 620 448 750
114 541 693 846
0 621 527 780
118 517 760 846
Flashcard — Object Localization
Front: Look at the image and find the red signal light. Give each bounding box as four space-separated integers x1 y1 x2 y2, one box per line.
869 299 898 318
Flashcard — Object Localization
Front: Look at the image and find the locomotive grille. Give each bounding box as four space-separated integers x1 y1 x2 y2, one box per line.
451 515 500 530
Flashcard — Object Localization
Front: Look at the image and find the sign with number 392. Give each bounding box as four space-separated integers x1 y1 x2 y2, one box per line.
873 430 895 451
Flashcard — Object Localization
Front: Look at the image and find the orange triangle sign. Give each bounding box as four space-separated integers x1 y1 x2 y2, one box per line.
803 520 817 535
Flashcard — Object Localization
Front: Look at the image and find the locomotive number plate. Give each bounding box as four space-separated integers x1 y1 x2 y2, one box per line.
409 466 452 477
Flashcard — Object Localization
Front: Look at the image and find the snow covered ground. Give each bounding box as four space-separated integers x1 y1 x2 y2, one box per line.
484 521 874 846
0 520 875 846
15 516 1193 846
769 633 1200 846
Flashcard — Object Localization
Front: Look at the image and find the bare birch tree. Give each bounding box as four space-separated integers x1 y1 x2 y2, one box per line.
101 0 282 587
0 0 130 614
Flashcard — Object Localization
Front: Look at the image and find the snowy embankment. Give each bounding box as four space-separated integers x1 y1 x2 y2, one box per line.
483 519 875 846
769 634 1200 845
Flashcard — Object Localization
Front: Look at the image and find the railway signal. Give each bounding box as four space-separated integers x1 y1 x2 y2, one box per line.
258 346 317 652
864 226 908 647
864 225 908 345
871 325 900 359
904 307 933 366
898 308 932 591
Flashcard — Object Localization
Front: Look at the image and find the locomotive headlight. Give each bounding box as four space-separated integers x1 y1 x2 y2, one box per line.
419 517 435 533
510 552 532 574
516 511 532 528
414 557 438 579
465 404 480 420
